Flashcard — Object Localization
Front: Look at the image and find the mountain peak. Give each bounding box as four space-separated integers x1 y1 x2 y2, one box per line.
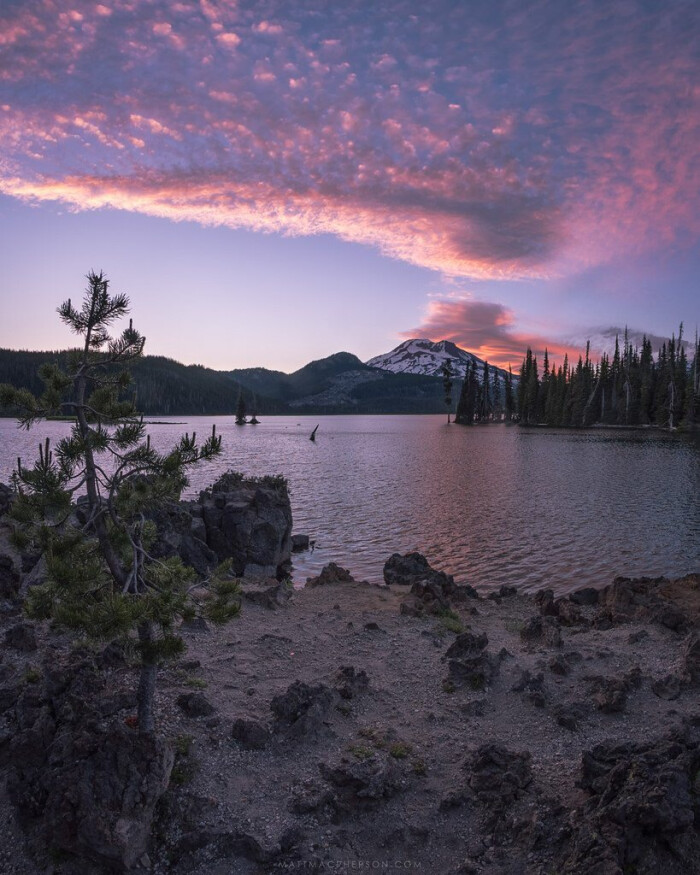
366 338 479 377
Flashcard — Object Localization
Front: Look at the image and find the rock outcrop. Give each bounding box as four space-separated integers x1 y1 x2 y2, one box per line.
385 552 478 616
6 658 173 872
197 472 293 579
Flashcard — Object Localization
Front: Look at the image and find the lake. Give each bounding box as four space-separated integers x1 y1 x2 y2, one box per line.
0 415 698 594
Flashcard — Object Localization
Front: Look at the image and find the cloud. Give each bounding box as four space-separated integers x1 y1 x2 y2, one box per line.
403 299 581 368
0 0 698 280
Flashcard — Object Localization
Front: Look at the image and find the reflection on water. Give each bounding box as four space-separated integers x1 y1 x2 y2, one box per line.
0 415 698 594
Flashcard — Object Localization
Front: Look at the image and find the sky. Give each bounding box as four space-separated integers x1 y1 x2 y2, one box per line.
0 0 698 372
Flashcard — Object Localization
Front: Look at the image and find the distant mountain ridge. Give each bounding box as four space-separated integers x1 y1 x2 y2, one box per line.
0 348 454 416
367 338 514 384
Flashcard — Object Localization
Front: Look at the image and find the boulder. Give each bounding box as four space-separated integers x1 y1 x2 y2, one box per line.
7 660 173 872
385 552 477 616
569 587 599 606
562 724 700 873
520 615 562 649
270 681 336 741
291 534 310 552
198 473 293 579
681 632 700 684
231 717 271 751
306 563 356 587
511 669 547 707
177 692 216 718
334 666 369 700
595 574 699 632
319 753 406 803
242 579 293 609
442 632 496 690
465 744 533 811
0 554 20 600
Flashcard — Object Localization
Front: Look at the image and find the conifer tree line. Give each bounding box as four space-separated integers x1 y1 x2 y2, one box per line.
516 327 699 429
455 359 515 424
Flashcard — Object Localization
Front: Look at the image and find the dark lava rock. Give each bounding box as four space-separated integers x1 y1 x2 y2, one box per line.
535 589 557 616
6 660 173 872
389 552 477 616
628 629 649 644
465 744 532 811
520 615 562 649
0 554 20 600
291 534 310 552
442 632 496 690
487 584 518 601
334 666 369 700
591 677 629 714
652 674 682 701
561 724 700 873
306 563 356 587
536 590 585 625
595 574 696 632
555 702 588 731
177 692 216 718
198 471 293 578
511 669 547 707
549 654 571 676
4 622 37 652
400 578 451 616
384 551 444 586
288 780 336 815
681 631 700 684
319 753 406 803
569 587 599 606
270 681 335 740
231 717 271 750
242 579 293 609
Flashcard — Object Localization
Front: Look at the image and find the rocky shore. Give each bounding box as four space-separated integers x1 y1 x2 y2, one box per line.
0 482 698 874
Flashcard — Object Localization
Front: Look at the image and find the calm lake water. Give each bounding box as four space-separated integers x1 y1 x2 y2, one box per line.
0 415 698 594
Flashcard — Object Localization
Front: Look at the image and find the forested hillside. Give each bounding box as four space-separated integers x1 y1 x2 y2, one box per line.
0 349 262 416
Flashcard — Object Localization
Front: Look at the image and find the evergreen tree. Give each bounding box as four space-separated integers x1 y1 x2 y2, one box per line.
0 272 239 734
441 359 454 423
235 389 247 425
491 367 502 420
481 361 492 421
504 366 514 422
455 360 477 424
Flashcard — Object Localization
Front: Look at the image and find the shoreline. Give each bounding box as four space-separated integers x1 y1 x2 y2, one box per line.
1 546 698 874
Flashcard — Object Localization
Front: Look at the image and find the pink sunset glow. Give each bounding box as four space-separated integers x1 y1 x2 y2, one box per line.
0 0 697 369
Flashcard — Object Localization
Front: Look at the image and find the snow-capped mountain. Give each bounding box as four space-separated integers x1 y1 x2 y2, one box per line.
366 339 513 382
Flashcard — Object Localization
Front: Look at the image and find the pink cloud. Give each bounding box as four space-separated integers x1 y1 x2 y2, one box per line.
403 299 585 369
0 0 698 283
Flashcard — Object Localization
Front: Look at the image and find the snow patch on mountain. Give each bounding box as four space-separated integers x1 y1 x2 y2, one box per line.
366 339 513 382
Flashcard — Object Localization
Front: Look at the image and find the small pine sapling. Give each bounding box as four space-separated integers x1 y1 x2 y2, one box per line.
0 271 241 734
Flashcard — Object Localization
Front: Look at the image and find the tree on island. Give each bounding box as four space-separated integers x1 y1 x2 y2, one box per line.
235 388 247 424
441 358 454 423
455 360 477 424
0 271 240 734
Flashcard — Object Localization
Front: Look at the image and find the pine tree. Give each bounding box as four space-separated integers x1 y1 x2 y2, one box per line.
235 389 247 425
455 360 477 425
504 366 514 422
481 361 492 421
0 272 240 734
441 359 454 423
